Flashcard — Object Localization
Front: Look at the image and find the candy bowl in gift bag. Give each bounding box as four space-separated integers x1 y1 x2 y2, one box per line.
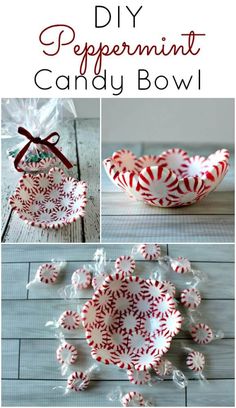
103 148 229 207
81 274 182 371
9 167 87 229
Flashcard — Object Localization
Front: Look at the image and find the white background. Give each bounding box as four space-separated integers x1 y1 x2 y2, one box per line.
0 0 235 97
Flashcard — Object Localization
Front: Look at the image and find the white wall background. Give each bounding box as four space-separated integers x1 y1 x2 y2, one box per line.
102 99 234 145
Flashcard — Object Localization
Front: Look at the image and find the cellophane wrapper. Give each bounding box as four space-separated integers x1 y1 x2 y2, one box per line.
2 98 76 172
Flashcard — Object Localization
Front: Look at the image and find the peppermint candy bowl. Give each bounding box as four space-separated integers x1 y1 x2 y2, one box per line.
81 274 182 371
103 148 229 207
9 167 87 229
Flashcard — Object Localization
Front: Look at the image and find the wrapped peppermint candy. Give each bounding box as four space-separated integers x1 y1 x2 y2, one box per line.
53 363 100 395
56 336 79 376
184 346 207 382
170 257 191 274
91 248 112 291
2 98 76 173
26 260 66 289
139 243 161 261
115 255 136 276
180 288 202 310
45 309 81 333
65 364 100 394
60 267 92 299
127 368 151 385
152 358 188 390
185 310 224 345
107 387 152 407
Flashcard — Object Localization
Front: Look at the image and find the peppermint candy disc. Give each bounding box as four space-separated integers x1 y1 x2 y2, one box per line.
186 351 205 372
190 323 213 345
71 268 92 290
180 288 201 309
207 149 230 166
127 368 151 385
181 155 207 178
171 257 191 274
112 149 137 172
162 281 176 297
56 342 78 365
58 310 81 331
157 148 188 175
36 263 59 284
121 391 145 407
67 371 90 392
154 358 173 376
139 243 161 260
138 166 179 207
115 255 136 275
161 309 182 336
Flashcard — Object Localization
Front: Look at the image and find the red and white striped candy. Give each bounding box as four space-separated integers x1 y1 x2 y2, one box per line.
139 243 161 260
117 171 143 200
157 148 189 175
138 166 179 207
135 155 160 172
180 288 201 309
171 257 191 274
154 294 176 317
122 391 145 407
203 161 229 192
175 177 208 206
190 323 213 345
71 268 92 290
127 368 151 385
186 351 205 372
161 309 182 336
115 255 136 275
36 263 59 284
154 358 173 376
67 371 90 392
162 281 176 297
112 149 137 172
58 310 81 331
56 342 78 365
181 155 207 178
149 332 172 355
103 158 127 191
207 149 230 167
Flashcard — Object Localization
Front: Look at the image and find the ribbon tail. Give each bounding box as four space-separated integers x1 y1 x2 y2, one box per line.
44 142 73 169
14 141 32 172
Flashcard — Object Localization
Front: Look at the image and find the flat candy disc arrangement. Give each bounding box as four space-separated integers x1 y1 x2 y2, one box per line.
82 274 182 371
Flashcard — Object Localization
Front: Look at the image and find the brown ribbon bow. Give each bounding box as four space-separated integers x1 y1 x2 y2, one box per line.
14 127 73 172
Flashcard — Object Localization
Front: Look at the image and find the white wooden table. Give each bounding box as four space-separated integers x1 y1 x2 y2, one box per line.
2 244 234 406
1 119 100 243
102 144 234 242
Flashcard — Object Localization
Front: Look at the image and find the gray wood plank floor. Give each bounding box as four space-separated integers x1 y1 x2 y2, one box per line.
102 143 234 242
1 119 100 243
1 244 234 406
